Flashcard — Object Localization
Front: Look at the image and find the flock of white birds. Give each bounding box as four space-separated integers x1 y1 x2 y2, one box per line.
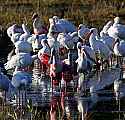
0 16 125 107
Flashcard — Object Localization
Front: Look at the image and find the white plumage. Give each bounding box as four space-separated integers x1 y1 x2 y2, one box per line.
108 17 125 39
5 55 17 70
12 71 32 89
11 33 22 43
76 49 88 73
78 25 90 40
15 40 32 53
102 20 113 34
5 53 32 70
47 35 61 54
70 31 79 43
7 24 17 38
100 31 115 51
89 28 112 61
57 33 74 49
114 39 125 57
52 16 76 33
82 45 96 65
19 24 30 41
28 34 47 51
38 40 51 62
0 67 12 91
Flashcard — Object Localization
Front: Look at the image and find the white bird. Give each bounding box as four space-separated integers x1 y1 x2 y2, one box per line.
101 20 113 34
14 40 32 53
49 17 65 33
100 31 115 51
7 24 16 38
0 67 16 103
82 45 96 65
0 67 13 91
70 31 79 43
38 39 51 65
5 55 17 70
7 24 24 46
7 24 23 38
12 71 32 89
9 52 33 89
57 32 74 49
19 24 30 41
7 38 32 69
78 25 90 41
89 28 112 61
108 17 125 39
76 49 88 74
5 52 32 71
11 33 22 43
52 16 76 33
47 27 61 58
114 38 125 57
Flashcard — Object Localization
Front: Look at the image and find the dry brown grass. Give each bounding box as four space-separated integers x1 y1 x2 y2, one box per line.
0 0 125 30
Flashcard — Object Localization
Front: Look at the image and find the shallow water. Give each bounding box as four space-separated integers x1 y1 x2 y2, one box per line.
0 67 124 120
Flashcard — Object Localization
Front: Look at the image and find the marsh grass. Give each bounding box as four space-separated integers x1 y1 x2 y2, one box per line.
0 0 125 30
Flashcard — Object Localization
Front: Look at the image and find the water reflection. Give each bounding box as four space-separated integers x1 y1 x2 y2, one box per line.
50 81 79 120
0 54 124 120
